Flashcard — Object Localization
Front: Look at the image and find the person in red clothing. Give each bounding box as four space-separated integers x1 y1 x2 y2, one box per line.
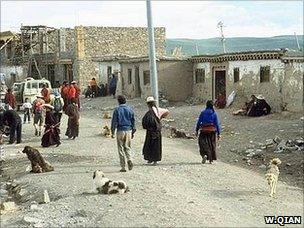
61 81 70 111
4 88 16 109
41 84 51 103
71 81 81 110
67 83 76 105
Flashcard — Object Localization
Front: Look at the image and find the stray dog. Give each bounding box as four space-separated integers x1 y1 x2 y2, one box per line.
101 126 111 137
169 127 194 139
93 170 129 194
102 112 111 119
265 158 281 197
22 146 54 173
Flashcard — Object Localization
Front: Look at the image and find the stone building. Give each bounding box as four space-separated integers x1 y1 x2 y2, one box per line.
190 50 304 112
119 56 193 102
1 25 166 89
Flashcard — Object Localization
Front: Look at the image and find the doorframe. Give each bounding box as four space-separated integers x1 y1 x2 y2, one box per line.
212 65 227 100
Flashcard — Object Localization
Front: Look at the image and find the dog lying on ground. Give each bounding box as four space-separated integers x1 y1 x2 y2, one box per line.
93 170 129 194
265 158 281 197
101 126 111 137
169 127 195 139
22 146 54 173
102 112 112 119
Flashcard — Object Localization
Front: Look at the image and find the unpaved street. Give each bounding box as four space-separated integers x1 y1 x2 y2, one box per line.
1 97 303 227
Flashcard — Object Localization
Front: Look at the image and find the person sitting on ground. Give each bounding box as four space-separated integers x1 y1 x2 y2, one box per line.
41 104 60 147
250 95 271 117
233 94 257 116
214 93 226 109
85 85 92 98
4 88 16 110
89 78 98 98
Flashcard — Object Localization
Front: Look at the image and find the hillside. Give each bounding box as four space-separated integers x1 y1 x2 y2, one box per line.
166 35 304 56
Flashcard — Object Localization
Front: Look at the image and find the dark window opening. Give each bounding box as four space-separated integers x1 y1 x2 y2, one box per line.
143 70 150 85
234 68 240 83
260 66 270 83
128 69 132 84
195 68 205 84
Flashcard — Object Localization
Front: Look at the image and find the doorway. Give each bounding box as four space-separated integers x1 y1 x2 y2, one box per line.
135 66 141 97
214 70 226 100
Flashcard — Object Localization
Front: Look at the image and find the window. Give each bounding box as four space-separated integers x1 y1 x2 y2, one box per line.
195 68 205 84
26 82 31 89
143 70 150 85
233 68 240 83
128 69 132 84
260 66 270 83
32 82 38 89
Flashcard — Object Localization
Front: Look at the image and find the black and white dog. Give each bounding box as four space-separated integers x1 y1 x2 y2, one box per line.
93 170 129 194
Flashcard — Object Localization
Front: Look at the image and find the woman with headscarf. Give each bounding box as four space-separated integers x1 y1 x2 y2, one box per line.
195 100 221 164
142 96 169 165
65 98 79 139
41 104 60 147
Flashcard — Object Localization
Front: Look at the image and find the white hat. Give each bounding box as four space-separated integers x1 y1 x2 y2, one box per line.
146 96 155 103
257 94 265 99
42 104 54 109
36 95 44 98
71 81 77 84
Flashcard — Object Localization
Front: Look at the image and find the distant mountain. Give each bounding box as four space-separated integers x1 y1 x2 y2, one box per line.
166 35 304 56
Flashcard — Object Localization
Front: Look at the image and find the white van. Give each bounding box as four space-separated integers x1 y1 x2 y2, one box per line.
16 78 53 107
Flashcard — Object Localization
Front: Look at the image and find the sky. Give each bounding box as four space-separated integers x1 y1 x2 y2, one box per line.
0 0 303 39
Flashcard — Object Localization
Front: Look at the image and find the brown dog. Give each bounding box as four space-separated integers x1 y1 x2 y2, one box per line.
22 146 54 173
101 126 111 137
170 127 194 139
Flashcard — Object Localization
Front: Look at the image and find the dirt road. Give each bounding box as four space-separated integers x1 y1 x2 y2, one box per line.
1 98 303 227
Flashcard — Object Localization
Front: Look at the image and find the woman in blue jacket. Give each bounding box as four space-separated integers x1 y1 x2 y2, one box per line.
196 100 221 164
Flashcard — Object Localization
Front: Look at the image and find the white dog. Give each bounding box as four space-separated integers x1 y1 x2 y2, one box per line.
265 158 281 197
93 170 129 194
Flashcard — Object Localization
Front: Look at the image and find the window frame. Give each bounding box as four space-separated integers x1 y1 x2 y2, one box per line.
127 69 132 84
260 66 270 83
195 68 205 84
143 70 150 85
233 67 240 83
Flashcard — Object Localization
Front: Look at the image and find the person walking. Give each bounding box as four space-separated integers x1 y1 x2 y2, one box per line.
50 91 64 125
41 104 61 147
65 98 79 139
142 96 169 165
195 100 221 164
111 95 135 172
0 108 22 144
22 98 32 124
109 74 117 98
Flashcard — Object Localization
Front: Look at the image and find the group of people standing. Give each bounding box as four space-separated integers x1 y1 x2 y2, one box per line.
0 81 80 148
110 95 221 172
85 75 117 98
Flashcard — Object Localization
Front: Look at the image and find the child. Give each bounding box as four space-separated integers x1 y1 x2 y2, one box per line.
22 98 32 124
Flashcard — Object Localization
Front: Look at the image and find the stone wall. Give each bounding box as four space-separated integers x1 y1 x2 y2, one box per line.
82 26 166 57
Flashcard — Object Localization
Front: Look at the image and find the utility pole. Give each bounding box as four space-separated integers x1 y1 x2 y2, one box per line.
146 0 159 106
195 43 199 55
217 21 226 53
294 32 301 51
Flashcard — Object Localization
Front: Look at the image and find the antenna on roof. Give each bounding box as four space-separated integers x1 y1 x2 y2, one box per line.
195 43 199 55
217 21 226 53
294 32 301 51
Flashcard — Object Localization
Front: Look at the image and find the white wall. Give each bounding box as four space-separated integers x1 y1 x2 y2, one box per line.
96 61 121 84
0 65 26 86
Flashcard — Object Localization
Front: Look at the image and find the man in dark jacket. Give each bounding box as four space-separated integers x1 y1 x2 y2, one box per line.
0 109 22 144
